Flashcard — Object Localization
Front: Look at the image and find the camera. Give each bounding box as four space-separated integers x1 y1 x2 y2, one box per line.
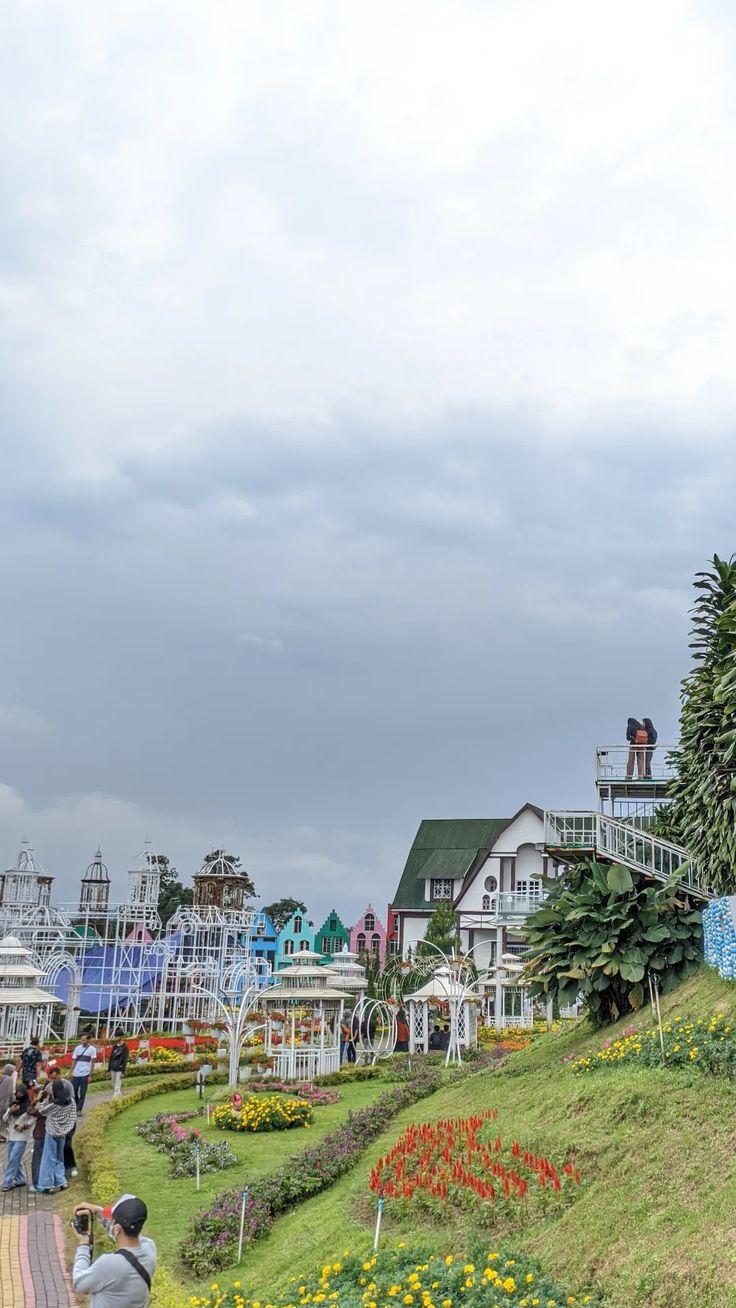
71 1213 90 1234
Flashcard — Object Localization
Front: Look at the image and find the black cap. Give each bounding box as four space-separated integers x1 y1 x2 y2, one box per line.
112 1195 148 1234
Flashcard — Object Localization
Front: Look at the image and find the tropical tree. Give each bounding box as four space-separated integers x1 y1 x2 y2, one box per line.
524 859 702 1026
151 854 193 925
261 898 308 932
663 555 736 895
417 900 458 958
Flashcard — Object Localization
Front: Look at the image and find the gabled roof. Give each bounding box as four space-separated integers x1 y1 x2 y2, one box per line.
391 818 510 911
391 805 544 912
454 803 544 903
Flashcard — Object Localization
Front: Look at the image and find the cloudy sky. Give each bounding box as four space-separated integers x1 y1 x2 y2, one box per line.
1 0 735 923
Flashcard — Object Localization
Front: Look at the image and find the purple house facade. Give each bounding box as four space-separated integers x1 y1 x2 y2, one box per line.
349 905 387 967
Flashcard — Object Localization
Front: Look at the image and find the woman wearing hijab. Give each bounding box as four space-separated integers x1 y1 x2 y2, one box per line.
38 1077 77 1193
1 1085 33 1190
643 717 658 777
0 1063 15 1143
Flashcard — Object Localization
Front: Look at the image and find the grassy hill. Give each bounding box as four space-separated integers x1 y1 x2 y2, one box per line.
231 965 736 1308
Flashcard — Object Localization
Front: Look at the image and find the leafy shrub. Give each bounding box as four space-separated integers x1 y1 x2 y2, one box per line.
524 859 702 1026
181 1067 443 1276
136 1111 238 1177
211 1095 313 1133
313 1065 381 1085
571 1011 736 1077
187 1242 602 1308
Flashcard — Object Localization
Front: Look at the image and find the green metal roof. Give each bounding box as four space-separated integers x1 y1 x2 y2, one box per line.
391 818 511 910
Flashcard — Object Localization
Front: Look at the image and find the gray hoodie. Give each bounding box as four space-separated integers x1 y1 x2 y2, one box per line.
72 1236 157 1308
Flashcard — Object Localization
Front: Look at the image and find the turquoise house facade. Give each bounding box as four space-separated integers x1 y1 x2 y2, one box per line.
276 909 315 967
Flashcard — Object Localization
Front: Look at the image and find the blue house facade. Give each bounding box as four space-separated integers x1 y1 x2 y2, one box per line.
250 910 278 977
276 909 315 967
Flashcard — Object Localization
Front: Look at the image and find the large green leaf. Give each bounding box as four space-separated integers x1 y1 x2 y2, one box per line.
607 864 634 894
619 961 645 983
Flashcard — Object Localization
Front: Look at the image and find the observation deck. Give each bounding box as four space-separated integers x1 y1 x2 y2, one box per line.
595 744 673 806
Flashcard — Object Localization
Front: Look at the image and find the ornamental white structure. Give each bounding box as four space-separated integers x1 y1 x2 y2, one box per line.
0 936 56 1049
261 955 350 1078
404 964 479 1059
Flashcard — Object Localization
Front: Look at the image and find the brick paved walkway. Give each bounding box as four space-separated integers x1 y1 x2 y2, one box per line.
0 1088 114 1306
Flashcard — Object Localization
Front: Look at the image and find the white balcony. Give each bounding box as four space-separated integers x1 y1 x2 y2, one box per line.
458 891 545 930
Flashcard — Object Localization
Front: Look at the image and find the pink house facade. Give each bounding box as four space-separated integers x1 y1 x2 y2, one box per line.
350 905 387 967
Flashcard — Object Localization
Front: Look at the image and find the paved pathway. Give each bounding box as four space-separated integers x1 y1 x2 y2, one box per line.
0 1088 116 1306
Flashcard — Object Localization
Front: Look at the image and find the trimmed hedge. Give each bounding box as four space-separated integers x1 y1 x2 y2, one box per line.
75 1073 220 1308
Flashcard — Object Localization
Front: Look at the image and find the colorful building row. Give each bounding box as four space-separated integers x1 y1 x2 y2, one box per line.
249 903 389 971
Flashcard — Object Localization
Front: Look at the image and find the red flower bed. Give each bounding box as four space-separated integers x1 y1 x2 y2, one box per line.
369 1111 581 1223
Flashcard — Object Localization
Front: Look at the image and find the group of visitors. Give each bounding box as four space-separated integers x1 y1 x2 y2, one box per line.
428 1023 451 1051
0 1028 131 1194
625 716 658 778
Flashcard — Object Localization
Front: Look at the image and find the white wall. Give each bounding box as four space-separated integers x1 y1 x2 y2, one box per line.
402 914 429 955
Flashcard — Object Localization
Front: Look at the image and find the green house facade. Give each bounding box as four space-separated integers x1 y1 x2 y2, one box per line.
313 908 350 958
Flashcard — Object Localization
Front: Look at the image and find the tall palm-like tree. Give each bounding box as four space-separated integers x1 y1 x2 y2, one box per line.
667 555 736 895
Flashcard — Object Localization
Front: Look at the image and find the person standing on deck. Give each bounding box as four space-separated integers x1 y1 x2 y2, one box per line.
643 717 658 777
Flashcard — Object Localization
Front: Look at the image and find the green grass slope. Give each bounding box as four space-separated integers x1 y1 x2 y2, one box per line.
230 967 736 1308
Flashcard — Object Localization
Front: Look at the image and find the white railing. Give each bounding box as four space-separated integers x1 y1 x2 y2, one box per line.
596 744 675 784
458 892 546 928
544 809 710 899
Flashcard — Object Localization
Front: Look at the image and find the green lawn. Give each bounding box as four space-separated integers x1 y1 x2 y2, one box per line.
103 967 736 1306
104 1080 386 1289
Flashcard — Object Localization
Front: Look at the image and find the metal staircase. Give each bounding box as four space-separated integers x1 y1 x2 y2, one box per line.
544 744 713 901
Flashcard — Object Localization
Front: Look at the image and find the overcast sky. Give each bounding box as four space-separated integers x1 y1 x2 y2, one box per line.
1 0 735 924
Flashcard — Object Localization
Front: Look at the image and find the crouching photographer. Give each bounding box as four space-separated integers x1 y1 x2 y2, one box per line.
72 1193 157 1307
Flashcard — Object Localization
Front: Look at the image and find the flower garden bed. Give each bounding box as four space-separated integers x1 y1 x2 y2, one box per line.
244 1080 340 1105
212 1095 314 1133
369 1111 580 1225
186 1242 602 1308
571 1012 736 1077
137 1110 238 1177
182 1068 445 1276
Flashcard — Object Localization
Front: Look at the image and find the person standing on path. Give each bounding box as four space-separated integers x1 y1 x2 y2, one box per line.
20 1035 44 1087
108 1032 129 1098
27 1087 47 1193
71 1030 97 1116
72 1193 157 1308
0 1063 15 1142
38 1077 77 1192
1 1085 33 1190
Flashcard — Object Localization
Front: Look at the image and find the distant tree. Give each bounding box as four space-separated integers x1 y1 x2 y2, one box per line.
202 849 257 898
262 898 308 932
417 901 458 958
150 854 193 925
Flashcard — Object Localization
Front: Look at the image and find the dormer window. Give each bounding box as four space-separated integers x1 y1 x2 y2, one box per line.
431 878 453 900
329 918 337 933
364 912 375 932
293 915 302 934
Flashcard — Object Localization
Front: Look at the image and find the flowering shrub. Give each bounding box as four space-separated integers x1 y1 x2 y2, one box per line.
182 1068 444 1276
370 1112 580 1224
151 1045 185 1065
186 1243 602 1308
136 1111 237 1178
212 1095 314 1132
571 1013 736 1076
245 1080 340 1105
314 1066 381 1085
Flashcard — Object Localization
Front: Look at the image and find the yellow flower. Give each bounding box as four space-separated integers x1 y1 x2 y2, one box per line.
463 1266 475 1275
404 1297 414 1304
503 1280 516 1294
442 1301 452 1307
333 1266 342 1275
526 1276 535 1285
445 1257 453 1267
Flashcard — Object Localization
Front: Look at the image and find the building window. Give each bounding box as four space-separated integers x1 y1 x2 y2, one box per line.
256 920 266 936
329 918 337 932
483 874 498 893
516 879 528 897
432 878 453 900
284 939 294 956
388 940 398 955
364 912 375 932
393 914 399 932
529 879 542 901
356 932 366 952
371 933 381 956
299 939 309 951
293 915 302 933
482 894 491 911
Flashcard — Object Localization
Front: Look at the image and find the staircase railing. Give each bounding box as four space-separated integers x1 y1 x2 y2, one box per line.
544 809 710 899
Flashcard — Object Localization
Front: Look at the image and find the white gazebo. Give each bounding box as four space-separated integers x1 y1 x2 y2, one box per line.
326 946 368 1000
486 952 534 1030
261 957 350 1079
0 935 56 1053
405 965 479 1057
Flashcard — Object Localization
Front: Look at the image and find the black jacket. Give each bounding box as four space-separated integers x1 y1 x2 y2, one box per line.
626 718 642 744
642 718 658 745
108 1043 129 1073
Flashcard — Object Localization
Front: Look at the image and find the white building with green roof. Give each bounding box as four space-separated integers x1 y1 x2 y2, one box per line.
389 803 554 967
